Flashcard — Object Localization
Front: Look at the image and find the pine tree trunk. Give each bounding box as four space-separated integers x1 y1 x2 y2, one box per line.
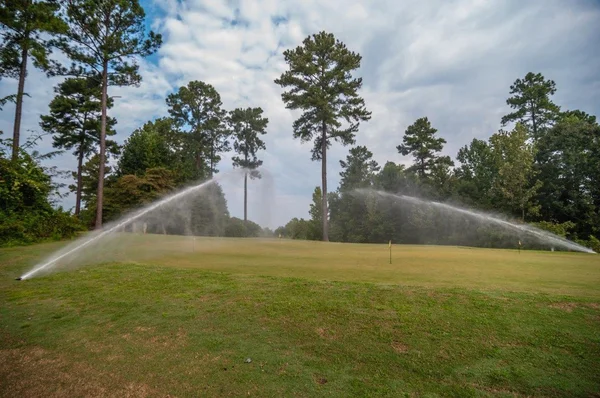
321 123 329 242
12 38 29 162
95 60 108 230
75 147 84 217
244 172 248 222
244 152 248 222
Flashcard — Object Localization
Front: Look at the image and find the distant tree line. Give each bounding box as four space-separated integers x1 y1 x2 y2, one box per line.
274 68 600 252
1 3 598 251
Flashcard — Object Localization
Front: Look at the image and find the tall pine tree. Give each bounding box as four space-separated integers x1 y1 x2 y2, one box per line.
58 0 162 229
501 72 560 140
228 107 268 221
0 0 67 161
275 31 371 241
40 76 116 216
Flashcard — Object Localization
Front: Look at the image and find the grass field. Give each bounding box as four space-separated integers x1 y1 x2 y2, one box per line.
1 236 599 397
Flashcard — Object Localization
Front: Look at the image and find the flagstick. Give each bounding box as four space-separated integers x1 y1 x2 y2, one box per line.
389 240 392 264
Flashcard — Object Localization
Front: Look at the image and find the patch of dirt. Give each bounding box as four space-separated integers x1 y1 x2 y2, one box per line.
391 341 408 353
313 375 327 385
315 327 335 340
585 303 600 310
0 346 163 397
548 302 578 312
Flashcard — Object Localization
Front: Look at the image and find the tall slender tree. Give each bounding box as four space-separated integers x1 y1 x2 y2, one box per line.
228 107 268 221
275 31 371 241
166 80 229 178
40 76 116 216
0 0 67 161
58 0 162 229
501 72 560 140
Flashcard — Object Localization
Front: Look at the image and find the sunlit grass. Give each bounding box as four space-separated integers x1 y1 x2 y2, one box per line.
1 237 599 396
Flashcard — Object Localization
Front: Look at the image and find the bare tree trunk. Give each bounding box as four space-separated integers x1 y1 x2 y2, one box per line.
75 147 84 216
95 60 108 230
12 37 29 162
321 123 329 242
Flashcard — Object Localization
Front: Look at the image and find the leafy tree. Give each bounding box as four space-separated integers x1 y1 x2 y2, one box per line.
274 31 371 241
501 72 560 140
118 119 173 178
284 217 312 240
489 123 542 221
0 134 82 245
339 146 380 191
455 138 496 207
58 0 162 229
228 107 268 221
329 146 383 243
397 117 453 180
166 80 229 178
104 167 175 222
189 182 230 237
40 76 116 216
225 217 263 238
534 113 600 239
0 0 67 161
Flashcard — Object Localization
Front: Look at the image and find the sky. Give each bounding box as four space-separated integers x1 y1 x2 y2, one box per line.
1 0 599 229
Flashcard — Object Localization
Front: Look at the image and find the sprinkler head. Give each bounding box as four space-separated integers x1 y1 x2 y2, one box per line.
15 277 22 281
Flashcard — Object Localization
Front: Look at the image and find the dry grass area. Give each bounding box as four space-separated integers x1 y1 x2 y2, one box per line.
36 234 599 297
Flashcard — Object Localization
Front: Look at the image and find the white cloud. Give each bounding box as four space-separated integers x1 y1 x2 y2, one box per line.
1 0 599 228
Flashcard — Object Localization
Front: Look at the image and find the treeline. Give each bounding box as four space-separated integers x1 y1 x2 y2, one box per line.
1 3 598 251
0 1 270 246
275 73 600 252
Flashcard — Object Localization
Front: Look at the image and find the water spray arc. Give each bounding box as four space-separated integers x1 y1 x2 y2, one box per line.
19 170 250 280
356 189 596 254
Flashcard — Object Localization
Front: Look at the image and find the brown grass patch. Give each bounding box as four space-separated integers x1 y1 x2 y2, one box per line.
391 341 409 353
0 346 161 397
548 302 578 312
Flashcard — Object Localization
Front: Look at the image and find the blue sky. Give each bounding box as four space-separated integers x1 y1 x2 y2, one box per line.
1 0 599 228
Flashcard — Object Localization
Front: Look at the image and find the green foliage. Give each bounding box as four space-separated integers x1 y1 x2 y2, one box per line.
229 107 268 171
224 217 263 238
104 167 175 217
118 119 174 177
307 187 323 240
275 30 371 241
58 0 162 83
397 117 453 180
40 76 116 215
0 0 67 160
501 72 560 139
229 107 268 221
0 139 83 246
166 80 229 177
488 123 542 221
534 113 600 239
58 0 162 228
339 146 380 191
532 221 576 238
0 0 66 78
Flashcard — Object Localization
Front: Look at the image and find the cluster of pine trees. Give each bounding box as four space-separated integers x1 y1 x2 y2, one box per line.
1 3 598 251
273 39 600 251
0 1 269 245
